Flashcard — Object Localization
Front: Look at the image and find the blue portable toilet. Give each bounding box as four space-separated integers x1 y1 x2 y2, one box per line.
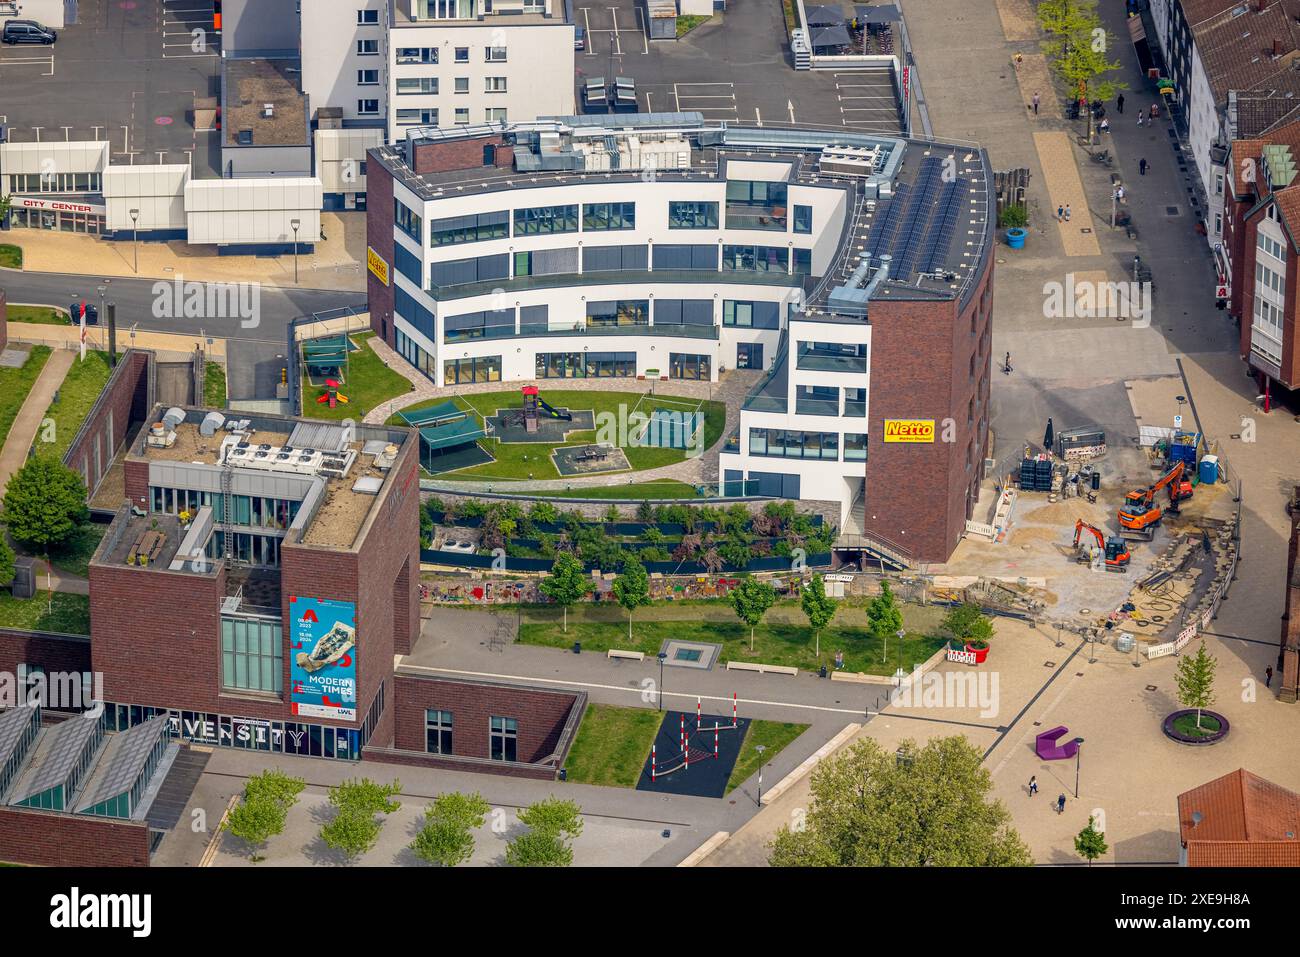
1199 454 1219 485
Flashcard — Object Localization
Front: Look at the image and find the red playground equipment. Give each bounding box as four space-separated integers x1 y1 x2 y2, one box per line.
650 694 739 782
316 378 350 409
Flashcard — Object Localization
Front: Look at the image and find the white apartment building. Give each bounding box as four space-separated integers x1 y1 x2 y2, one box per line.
365 117 994 559
298 0 575 136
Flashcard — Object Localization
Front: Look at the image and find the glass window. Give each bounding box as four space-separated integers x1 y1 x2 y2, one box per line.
396 77 439 94
455 46 470 62
454 77 469 94
395 47 438 63
583 202 636 231
425 710 453 754
844 433 868 461
430 210 509 247
442 355 502 385
722 245 788 273
669 353 711 380
514 205 579 235
220 617 283 694
395 199 423 243
586 300 649 327
793 205 813 233
723 300 780 328
490 716 518 761
485 76 508 93
668 201 719 229
725 180 789 230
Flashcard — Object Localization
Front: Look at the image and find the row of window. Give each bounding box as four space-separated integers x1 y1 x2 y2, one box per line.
443 354 503 385
221 616 283 695
389 75 508 93
407 199 813 248
425 711 520 762
6 172 102 194
150 486 301 531
537 351 636 379
748 428 869 462
395 107 509 125
393 44 509 63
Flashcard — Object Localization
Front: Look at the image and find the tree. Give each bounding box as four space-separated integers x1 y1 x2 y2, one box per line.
611 557 651 642
1175 640 1218 729
321 777 402 861
505 797 583 867
505 828 573 867
865 580 904 646
1 458 89 552
730 576 776 651
410 791 491 867
0 534 15 589
941 602 994 646
540 552 588 632
769 736 1032 867
1036 0 1125 139
223 769 306 862
1075 816 1108 866
801 574 839 660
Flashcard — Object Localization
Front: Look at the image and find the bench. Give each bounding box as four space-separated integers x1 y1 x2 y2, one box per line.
725 661 798 676
607 649 645 662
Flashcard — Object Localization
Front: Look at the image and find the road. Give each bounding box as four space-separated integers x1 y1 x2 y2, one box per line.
0 269 366 343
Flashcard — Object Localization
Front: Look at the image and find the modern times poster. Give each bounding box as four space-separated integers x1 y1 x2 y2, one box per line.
290 596 358 721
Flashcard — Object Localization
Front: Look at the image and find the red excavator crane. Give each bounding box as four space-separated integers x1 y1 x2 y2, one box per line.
1118 461 1193 537
1072 519 1130 571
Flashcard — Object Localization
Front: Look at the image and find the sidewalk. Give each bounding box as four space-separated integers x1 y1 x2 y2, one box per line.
5 321 225 360
6 211 366 293
0 348 74 497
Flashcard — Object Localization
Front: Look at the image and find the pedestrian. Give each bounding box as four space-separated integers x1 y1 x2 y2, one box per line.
1137 110 1145 127
1115 184 1125 201
1266 666 1274 687
1064 204 1072 222
1015 52 1024 69
1004 351 1012 374
1032 92 1040 115
1099 117 1109 134
1056 204 1064 221
1057 794 1067 814
1139 157 1148 175
1029 776 1039 796
1117 93 1125 114
1150 103 1159 120
834 650 844 669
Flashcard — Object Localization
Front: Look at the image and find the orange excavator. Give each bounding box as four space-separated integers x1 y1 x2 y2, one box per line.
1118 461 1193 538
1073 519 1130 571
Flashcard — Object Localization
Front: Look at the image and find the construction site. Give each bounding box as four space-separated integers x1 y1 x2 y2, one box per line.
939 420 1241 661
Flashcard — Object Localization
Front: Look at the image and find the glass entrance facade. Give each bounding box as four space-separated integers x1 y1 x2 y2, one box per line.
8 204 105 234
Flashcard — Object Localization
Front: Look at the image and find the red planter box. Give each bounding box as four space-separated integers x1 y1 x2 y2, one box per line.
965 642 990 663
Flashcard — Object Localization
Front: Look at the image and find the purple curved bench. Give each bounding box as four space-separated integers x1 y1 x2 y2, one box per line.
1035 725 1078 761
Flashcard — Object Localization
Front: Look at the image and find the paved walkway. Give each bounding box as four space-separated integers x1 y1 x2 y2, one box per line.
7 211 365 292
0 347 74 498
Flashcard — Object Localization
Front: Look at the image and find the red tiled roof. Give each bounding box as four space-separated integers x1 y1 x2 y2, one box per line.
1178 769 1300 867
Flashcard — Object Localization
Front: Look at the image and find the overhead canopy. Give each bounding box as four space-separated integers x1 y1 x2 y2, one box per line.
805 4 846 26
811 23 852 48
402 401 486 451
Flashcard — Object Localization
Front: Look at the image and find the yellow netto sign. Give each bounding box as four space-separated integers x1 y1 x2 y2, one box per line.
883 419 935 443
367 246 390 286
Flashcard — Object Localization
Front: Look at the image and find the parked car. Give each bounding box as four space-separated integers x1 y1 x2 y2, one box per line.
574 26 586 51
2 20 57 44
70 302 98 325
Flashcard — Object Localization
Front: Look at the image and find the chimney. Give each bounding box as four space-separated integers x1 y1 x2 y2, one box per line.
1275 37 1284 57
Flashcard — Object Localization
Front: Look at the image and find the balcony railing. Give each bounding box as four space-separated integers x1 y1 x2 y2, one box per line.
844 399 867 417
427 268 798 302
503 322 719 341
795 397 841 416
796 353 868 374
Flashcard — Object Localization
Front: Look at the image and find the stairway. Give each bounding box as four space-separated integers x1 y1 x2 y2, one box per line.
792 29 811 70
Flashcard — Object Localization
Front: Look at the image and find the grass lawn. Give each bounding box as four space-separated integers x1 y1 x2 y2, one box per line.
5 305 69 325
301 332 413 421
0 346 52 448
1172 713 1222 738
517 602 949 675
204 362 227 408
398 389 726 481
727 720 810 793
677 14 710 36
0 244 21 269
532 480 700 500
0 591 91 635
563 703 663 788
46 523 107 578
37 350 113 461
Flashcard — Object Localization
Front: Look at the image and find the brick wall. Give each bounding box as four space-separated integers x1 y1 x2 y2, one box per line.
411 135 504 175
864 263 993 562
0 629 92 675
387 674 579 764
1237 202 1300 389
64 350 152 499
1281 486 1300 703
0 807 151 867
365 151 396 348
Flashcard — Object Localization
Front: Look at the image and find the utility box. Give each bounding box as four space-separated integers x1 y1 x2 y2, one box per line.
10 556 37 599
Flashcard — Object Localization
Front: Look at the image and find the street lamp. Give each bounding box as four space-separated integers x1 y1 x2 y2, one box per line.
290 218 302 284
129 208 139 274
656 652 667 712
1073 737 1085 798
755 744 767 806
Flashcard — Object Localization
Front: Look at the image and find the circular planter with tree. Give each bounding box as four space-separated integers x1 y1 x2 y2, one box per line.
942 602 994 664
1164 640 1229 745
